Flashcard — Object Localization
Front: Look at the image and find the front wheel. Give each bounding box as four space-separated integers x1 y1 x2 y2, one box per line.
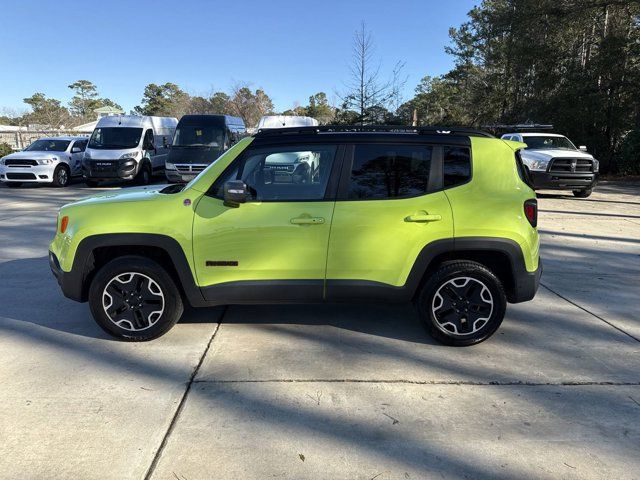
573 188 592 198
417 261 507 346
51 164 70 187
88 256 184 341
136 162 152 185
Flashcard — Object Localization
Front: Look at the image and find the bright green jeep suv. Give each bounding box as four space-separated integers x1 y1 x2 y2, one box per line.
49 126 541 346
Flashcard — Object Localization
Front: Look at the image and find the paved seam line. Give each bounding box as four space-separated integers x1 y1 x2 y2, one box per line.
143 310 225 480
541 283 640 342
193 379 640 386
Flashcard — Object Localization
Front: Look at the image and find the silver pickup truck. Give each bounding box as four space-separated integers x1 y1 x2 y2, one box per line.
501 132 599 198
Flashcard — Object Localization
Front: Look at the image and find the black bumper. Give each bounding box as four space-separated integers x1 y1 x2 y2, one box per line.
49 251 84 302
165 169 195 183
530 171 598 190
83 159 139 181
509 258 542 303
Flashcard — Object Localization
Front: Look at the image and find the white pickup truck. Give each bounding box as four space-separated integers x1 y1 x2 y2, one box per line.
501 132 599 198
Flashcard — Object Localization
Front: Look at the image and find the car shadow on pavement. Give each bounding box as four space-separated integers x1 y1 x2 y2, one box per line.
0 256 432 344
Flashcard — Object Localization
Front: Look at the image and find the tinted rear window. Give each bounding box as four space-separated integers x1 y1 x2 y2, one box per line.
443 146 471 187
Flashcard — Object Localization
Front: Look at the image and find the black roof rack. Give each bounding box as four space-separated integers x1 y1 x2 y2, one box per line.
254 125 494 138
484 123 554 132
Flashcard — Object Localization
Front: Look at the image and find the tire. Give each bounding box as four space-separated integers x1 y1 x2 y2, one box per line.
88 255 184 341
5 182 22 188
416 261 507 346
136 162 152 185
573 188 592 198
85 180 100 187
51 164 70 187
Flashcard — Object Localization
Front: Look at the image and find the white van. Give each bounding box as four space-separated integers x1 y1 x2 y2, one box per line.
83 115 177 186
256 115 319 130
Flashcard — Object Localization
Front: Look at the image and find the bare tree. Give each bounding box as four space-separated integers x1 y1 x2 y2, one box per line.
340 22 406 124
227 82 274 127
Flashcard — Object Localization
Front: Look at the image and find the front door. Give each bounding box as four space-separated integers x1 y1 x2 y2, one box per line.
192 143 341 303
70 140 87 175
326 142 454 297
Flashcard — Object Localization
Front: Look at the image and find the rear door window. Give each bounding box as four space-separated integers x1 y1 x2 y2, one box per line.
347 144 433 200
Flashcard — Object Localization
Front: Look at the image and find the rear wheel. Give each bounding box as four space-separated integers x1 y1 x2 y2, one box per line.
573 188 592 198
88 256 184 341
51 164 70 187
417 261 507 346
5 182 22 188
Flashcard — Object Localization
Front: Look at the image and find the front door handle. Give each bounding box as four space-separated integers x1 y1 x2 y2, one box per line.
404 212 442 223
290 216 325 225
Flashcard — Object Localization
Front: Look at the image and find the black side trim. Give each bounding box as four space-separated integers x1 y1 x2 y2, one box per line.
54 233 206 307
201 280 323 305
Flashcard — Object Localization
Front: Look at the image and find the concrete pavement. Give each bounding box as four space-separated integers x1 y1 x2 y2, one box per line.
0 180 638 479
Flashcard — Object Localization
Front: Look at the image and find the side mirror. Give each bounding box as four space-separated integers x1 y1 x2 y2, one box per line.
71 147 81 153
223 180 248 207
579 145 588 152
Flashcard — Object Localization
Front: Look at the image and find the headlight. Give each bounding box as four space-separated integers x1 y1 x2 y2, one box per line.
527 158 551 171
165 162 176 170
0 157 5 165
593 159 599 173
120 151 140 160
37 158 56 165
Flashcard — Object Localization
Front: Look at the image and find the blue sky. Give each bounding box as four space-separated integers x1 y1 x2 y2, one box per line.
0 0 478 114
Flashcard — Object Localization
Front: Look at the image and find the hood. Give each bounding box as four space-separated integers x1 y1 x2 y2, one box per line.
521 148 594 161
2 150 68 160
167 147 223 165
67 184 169 208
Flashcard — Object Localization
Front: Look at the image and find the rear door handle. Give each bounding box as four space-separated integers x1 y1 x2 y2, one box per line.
404 213 442 223
290 216 325 225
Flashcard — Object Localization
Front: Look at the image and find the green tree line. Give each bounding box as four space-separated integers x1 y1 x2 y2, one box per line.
399 0 640 174
2 1 637 173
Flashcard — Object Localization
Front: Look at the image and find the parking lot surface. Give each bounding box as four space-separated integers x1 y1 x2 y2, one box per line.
0 179 638 479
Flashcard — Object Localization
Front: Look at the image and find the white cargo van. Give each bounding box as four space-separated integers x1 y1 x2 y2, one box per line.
83 115 177 186
256 115 319 130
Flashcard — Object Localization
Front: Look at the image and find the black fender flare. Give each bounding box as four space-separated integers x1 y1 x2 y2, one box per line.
63 233 206 306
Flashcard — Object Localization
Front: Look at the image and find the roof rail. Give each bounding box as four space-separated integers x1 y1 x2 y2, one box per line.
254 125 494 138
484 123 554 131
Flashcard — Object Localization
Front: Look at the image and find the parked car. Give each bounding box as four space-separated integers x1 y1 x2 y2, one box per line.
257 115 319 129
501 132 599 197
0 136 88 188
49 126 541 346
83 115 177 186
165 115 246 183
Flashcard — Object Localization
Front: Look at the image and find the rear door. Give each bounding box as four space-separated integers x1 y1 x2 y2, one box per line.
192 142 343 303
325 141 454 299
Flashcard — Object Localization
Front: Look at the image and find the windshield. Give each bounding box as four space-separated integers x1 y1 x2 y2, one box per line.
88 127 143 149
25 139 70 152
173 126 224 148
524 136 576 150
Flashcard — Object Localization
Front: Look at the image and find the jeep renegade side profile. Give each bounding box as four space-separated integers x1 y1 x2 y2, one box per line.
49 126 541 346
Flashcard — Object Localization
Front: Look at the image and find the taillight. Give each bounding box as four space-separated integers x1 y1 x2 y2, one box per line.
524 200 537 227
60 216 69 233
